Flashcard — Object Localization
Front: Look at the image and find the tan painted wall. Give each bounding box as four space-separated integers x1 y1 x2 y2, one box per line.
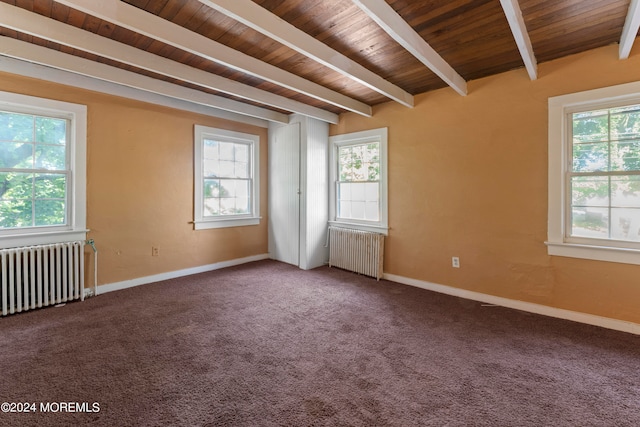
332 44 640 324
0 72 268 285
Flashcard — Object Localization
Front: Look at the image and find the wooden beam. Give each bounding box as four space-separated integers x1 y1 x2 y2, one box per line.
352 0 467 96
0 2 339 124
620 0 640 59
0 56 269 128
197 0 414 108
0 37 282 125
53 0 372 117
499 0 537 80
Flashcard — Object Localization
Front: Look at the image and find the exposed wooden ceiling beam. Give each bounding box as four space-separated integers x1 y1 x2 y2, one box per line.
352 0 467 96
499 0 537 80
620 0 640 59
53 0 372 117
197 0 414 108
0 37 284 125
0 2 338 124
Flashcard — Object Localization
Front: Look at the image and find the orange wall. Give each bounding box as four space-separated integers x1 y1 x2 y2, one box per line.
0 72 268 285
332 44 640 324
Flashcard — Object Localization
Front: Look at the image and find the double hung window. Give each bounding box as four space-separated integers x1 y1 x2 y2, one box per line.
0 91 86 249
329 128 388 234
548 81 640 264
193 125 260 229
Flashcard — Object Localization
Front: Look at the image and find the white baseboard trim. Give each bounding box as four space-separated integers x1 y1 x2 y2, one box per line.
383 272 640 336
97 253 270 295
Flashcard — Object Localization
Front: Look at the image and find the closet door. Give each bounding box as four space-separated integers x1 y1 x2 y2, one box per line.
268 123 301 266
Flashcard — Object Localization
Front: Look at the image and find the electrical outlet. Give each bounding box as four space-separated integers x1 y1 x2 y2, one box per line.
152 247 159 257
452 256 460 268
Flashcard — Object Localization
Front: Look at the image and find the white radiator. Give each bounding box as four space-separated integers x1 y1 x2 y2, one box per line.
1 241 85 317
328 227 384 280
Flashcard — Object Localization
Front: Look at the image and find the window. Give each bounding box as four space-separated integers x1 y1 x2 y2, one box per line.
548 81 640 264
0 91 86 249
193 125 260 229
329 128 388 234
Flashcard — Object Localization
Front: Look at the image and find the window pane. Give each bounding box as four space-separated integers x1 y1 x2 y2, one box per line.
367 161 380 181
610 109 640 141
571 207 609 239
0 112 33 142
234 198 250 214
234 143 248 162
233 180 249 199
351 201 365 220
203 140 219 160
572 113 608 143
339 201 351 218
365 182 379 201
205 180 251 216
611 208 640 241
0 141 33 168
611 175 640 208
220 197 236 214
0 172 33 200
204 179 220 198
338 142 379 182
0 200 32 228
204 198 220 216
35 144 66 170
203 159 219 177
204 141 248 179
365 201 379 221
338 146 352 180
34 174 66 199
337 164 379 221
351 182 366 201
34 200 65 226
35 117 66 145
219 179 236 198
235 161 249 178
572 142 608 172
571 176 609 208
338 182 351 201
219 142 234 160
611 140 640 171
217 160 235 178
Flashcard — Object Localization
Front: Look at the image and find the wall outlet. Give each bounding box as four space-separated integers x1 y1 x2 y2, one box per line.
152 247 159 257
452 256 460 268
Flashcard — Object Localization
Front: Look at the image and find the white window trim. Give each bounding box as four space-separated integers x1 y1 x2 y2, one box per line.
193 125 260 230
547 80 640 265
0 91 87 250
329 127 388 235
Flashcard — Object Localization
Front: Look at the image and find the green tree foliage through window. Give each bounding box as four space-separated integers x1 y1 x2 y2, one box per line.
337 142 380 222
0 111 68 229
571 105 640 241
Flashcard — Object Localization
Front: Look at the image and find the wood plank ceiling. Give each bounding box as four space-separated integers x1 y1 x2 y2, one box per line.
0 0 637 124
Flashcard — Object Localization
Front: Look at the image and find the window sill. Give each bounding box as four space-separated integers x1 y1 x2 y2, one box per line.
194 217 261 230
329 220 388 235
0 229 89 250
546 241 640 265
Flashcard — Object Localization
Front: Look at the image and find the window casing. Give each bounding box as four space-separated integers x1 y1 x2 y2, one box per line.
548 81 640 265
0 91 86 249
194 126 260 229
329 128 388 234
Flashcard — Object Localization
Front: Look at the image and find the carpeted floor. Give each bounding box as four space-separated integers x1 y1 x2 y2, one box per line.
0 259 639 426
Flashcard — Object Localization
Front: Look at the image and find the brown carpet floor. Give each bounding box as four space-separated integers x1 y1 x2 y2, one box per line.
0 259 639 426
